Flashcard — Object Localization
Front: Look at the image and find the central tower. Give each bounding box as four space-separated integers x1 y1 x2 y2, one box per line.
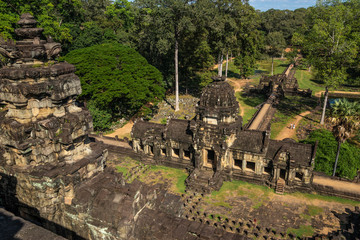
186 76 242 191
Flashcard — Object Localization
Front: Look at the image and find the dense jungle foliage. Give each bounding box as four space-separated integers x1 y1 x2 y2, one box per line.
0 0 360 129
302 129 360 179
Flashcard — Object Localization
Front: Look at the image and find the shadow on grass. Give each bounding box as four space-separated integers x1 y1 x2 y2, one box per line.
226 70 241 79
254 69 269 75
276 96 318 116
240 93 266 107
279 63 289 68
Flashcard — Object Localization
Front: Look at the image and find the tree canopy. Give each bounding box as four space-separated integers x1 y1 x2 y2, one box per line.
63 43 165 130
293 0 360 87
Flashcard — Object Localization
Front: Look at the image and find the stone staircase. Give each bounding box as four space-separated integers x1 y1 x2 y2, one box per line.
185 169 224 194
276 178 285 194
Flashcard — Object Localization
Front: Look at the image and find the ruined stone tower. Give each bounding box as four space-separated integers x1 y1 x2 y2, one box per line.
0 13 107 223
0 13 106 168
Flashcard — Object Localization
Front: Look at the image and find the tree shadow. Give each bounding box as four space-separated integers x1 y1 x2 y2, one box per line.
226 70 241 79
241 93 266 108
254 69 269 75
276 96 318 116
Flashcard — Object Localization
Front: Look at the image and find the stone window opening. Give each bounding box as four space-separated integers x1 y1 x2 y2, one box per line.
246 162 256 172
183 150 191 160
263 166 272 175
149 146 154 155
234 159 242 169
161 148 166 156
295 172 303 181
172 148 180 158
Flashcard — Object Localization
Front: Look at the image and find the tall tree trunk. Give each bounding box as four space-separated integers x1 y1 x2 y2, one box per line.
225 50 229 78
271 56 274 76
320 86 329 125
175 37 179 112
218 53 223 77
332 141 341 176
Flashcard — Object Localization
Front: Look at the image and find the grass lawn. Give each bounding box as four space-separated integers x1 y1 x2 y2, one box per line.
270 96 318 139
295 67 324 94
235 92 266 124
221 58 289 83
205 180 272 210
138 165 188 195
287 225 315 238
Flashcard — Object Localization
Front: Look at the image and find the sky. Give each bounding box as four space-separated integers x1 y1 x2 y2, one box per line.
249 0 317 11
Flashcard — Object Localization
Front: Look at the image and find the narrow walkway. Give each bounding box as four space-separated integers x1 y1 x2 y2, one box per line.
248 103 271 130
275 111 311 140
313 175 360 195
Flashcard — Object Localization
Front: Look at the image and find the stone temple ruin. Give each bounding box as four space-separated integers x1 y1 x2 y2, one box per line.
256 64 312 98
132 76 317 194
0 14 243 240
0 13 360 240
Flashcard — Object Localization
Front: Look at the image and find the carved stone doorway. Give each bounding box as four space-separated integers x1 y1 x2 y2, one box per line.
280 169 286 180
204 149 216 170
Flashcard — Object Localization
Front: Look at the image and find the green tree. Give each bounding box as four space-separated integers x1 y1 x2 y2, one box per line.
133 0 194 111
299 0 358 87
328 99 360 176
266 31 286 75
63 43 165 130
0 0 84 44
234 55 256 78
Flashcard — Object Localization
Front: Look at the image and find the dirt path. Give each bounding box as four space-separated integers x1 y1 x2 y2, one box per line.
275 111 311 140
106 121 134 139
211 57 235 70
314 90 360 97
313 175 360 195
93 135 132 149
226 78 253 117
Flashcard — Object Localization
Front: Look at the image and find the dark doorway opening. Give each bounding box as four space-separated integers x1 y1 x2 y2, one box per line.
206 150 216 169
280 169 286 179
149 146 154 155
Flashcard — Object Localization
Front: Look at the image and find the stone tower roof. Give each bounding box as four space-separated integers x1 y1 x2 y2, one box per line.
199 81 238 109
196 79 240 124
